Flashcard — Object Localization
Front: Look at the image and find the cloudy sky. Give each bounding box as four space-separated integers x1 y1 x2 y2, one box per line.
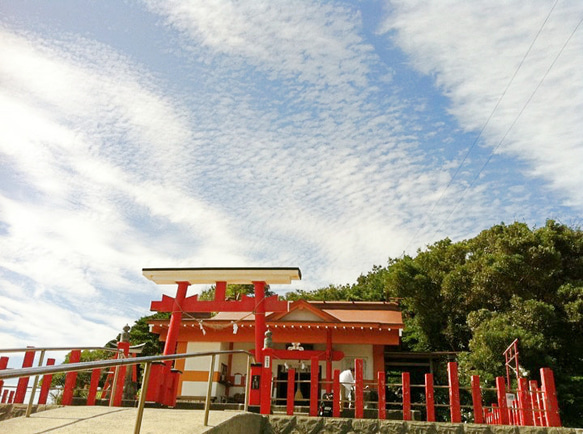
1 0 582 350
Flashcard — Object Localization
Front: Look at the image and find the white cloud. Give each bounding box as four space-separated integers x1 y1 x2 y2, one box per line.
380 0 583 208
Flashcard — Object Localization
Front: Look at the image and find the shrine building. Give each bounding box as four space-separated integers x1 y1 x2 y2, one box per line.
143 267 404 405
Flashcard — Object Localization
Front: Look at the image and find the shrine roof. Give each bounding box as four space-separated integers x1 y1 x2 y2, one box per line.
190 300 403 327
142 267 301 285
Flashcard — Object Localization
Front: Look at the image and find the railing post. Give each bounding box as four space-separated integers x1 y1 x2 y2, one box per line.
204 354 216 426
62 349 81 405
378 371 386 420
402 371 411 421
15 348 35 403
496 376 509 425
38 358 56 405
134 362 152 434
0 356 8 396
87 368 102 405
471 375 483 424
518 377 533 426
310 356 319 417
287 368 295 416
355 358 364 419
540 368 561 427
448 362 461 423
1 390 8 403
333 369 341 418
26 349 46 417
425 373 435 422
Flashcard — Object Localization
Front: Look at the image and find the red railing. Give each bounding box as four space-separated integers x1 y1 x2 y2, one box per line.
269 360 561 426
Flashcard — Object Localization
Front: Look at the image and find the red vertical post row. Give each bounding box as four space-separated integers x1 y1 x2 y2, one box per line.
38 358 56 405
402 371 411 421
448 362 461 423
540 368 561 427
62 350 81 405
425 373 435 422
471 375 483 424
518 377 533 426
0 356 8 396
355 358 364 419
333 369 341 418
309 356 319 417
496 376 509 425
86 368 102 406
378 371 386 420
286 369 295 416
14 349 35 403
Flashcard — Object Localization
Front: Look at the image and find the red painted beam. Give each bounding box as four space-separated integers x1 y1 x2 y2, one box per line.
252 349 344 361
151 294 288 313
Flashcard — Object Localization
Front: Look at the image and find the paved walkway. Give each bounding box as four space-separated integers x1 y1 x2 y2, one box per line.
0 406 243 433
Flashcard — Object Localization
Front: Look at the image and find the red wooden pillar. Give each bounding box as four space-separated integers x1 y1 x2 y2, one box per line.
8 390 14 403
163 281 189 356
471 375 483 424
310 356 319 416
0 356 8 396
530 380 543 426
325 329 333 393
425 373 435 422
448 362 461 423
260 348 272 415
14 349 35 403
496 376 509 425
215 281 227 300
402 371 411 421
86 368 101 406
253 281 266 364
540 368 561 427
1 390 8 403
518 377 533 426
333 369 341 418
38 358 56 404
286 369 295 416
113 341 130 406
62 350 81 405
355 358 364 419
378 371 386 420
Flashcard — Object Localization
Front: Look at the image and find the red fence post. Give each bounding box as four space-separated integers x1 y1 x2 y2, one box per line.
448 362 461 423
355 358 364 419
425 373 435 422
260 351 273 415
15 349 35 403
310 356 319 417
62 350 81 405
402 371 411 421
496 376 509 425
113 342 129 406
1 390 8 403
287 369 295 416
517 377 533 426
333 369 341 418
378 371 386 420
38 358 56 404
540 368 561 427
86 368 101 406
0 356 8 396
471 375 483 424
8 390 14 403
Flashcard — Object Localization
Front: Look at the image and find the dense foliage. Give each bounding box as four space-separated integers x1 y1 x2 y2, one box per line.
286 220 583 426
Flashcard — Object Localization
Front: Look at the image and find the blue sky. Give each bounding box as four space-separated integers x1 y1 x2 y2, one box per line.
1 0 582 349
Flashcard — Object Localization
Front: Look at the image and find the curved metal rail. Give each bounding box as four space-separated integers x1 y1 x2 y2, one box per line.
0 349 255 434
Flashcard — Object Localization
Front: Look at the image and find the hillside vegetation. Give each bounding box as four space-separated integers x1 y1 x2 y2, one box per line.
286 220 583 426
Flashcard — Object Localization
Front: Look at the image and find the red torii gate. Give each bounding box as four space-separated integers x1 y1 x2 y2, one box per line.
143 267 301 405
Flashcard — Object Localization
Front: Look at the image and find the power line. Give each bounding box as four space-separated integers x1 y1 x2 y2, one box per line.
430 11 583 242
401 0 561 254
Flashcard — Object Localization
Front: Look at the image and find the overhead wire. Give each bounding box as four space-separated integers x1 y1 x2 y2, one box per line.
400 0 561 254
429 10 583 242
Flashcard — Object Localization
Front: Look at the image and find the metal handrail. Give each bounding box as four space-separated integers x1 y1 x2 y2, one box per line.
0 349 255 434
